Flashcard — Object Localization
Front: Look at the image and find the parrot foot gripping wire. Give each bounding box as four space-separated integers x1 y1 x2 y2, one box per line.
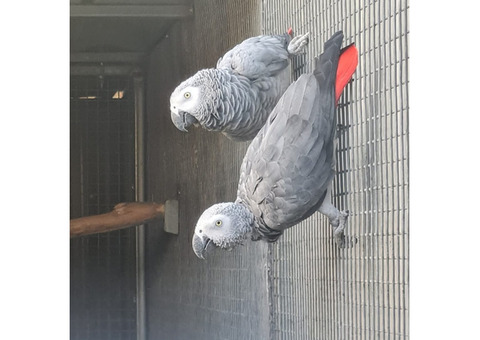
287 32 310 55
332 210 356 248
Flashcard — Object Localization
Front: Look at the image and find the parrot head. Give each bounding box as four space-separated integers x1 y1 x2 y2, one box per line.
170 83 201 132
192 202 254 259
170 69 222 133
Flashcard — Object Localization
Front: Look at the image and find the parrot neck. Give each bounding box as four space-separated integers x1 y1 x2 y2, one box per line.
235 200 284 243
225 201 253 239
232 201 255 234
251 218 284 243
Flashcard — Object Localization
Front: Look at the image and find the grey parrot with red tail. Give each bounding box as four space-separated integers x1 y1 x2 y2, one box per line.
192 31 358 259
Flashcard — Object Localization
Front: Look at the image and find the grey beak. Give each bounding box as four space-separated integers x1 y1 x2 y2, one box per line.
171 110 198 132
192 233 211 260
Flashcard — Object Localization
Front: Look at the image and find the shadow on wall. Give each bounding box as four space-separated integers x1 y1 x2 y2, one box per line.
144 1 271 339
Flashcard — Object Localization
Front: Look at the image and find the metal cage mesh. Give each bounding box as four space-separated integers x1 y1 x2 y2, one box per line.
262 0 409 339
70 75 137 340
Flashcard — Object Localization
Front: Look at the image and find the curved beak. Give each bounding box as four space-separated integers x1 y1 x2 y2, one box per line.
192 233 212 260
170 109 198 132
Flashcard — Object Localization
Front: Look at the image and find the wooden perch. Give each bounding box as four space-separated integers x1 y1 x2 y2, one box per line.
70 202 165 238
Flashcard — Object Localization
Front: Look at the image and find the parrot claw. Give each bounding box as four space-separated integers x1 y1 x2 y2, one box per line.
332 210 350 248
334 228 346 248
287 32 310 55
332 210 357 249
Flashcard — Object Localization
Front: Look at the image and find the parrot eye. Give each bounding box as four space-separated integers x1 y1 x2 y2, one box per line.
184 92 191 99
215 220 222 227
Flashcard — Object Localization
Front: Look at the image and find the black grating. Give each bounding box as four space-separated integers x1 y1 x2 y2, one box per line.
263 0 409 339
70 75 138 340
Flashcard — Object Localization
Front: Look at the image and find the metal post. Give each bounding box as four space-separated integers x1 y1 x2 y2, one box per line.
70 4 194 18
134 74 146 340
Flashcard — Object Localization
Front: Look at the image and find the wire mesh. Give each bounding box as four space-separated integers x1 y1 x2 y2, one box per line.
262 0 409 339
70 75 138 340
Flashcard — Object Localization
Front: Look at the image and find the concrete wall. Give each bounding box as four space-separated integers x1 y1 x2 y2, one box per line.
144 1 270 339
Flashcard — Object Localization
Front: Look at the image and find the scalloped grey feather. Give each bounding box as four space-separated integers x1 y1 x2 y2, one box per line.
170 32 309 141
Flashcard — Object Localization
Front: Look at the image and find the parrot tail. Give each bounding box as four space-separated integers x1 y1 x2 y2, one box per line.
335 43 358 105
313 31 343 94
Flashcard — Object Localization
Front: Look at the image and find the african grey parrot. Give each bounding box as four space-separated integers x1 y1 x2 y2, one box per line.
192 31 358 259
170 30 310 141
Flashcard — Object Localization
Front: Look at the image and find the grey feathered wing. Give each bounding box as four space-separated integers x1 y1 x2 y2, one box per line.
236 31 344 240
217 34 291 79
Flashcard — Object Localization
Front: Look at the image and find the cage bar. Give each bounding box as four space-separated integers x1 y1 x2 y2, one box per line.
262 0 409 339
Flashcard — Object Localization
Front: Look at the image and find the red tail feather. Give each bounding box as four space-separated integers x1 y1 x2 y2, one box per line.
335 43 358 106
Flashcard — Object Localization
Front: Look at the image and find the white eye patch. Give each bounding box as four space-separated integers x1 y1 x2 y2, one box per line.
175 86 201 112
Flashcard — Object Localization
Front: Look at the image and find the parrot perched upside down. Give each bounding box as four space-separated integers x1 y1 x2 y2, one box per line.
192 31 358 259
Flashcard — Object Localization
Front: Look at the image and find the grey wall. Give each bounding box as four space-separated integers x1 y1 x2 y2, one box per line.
144 1 270 339
263 1 409 339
